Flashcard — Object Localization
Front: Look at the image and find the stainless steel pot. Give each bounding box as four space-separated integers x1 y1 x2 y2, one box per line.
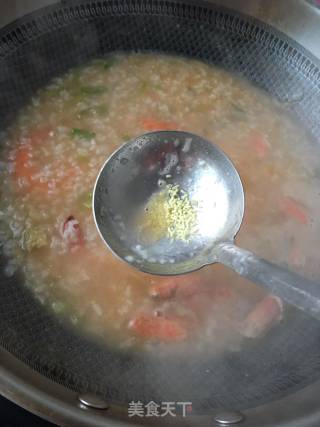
1 1 320 426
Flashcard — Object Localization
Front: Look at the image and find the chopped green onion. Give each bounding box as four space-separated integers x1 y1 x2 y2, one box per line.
80 85 108 96
102 57 117 69
52 301 66 314
93 57 118 69
71 128 96 141
122 133 131 141
95 104 108 115
79 191 93 209
140 81 149 92
78 104 108 118
77 153 89 162
230 103 246 115
20 227 47 252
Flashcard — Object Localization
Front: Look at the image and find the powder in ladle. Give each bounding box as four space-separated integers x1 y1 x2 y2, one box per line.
140 184 197 242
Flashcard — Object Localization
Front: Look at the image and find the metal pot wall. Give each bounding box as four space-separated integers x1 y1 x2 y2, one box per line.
1 1 320 426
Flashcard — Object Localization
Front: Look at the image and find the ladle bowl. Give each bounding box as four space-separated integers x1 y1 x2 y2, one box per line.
93 131 320 320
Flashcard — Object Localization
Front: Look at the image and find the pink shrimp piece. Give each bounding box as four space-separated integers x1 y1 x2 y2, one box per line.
149 275 205 300
62 216 83 250
128 314 188 342
280 196 310 225
240 295 283 339
149 279 178 299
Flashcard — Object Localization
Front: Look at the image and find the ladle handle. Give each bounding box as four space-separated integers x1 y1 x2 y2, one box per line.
216 242 320 319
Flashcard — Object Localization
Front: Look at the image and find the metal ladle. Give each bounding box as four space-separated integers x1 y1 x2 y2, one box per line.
93 131 320 319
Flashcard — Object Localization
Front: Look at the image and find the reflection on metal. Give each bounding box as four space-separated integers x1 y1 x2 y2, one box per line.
207 0 320 58
305 0 320 9
214 410 245 425
78 393 109 410
1 1 320 58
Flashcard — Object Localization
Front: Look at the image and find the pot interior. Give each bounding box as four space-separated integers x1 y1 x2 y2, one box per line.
0 0 320 415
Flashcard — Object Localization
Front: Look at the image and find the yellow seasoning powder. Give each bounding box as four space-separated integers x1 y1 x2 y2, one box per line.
139 184 197 242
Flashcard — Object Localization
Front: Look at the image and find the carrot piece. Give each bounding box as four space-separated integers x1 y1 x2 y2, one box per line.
13 127 52 191
280 196 310 225
140 117 178 131
14 145 76 193
128 314 188 342
240 295 283 339
150 275 206 300
149 280 178 299
27 126 52 145
13 127 78 193
14 145 38 186
247 129 270 158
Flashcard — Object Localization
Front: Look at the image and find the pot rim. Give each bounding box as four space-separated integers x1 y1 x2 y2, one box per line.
2 346 320 427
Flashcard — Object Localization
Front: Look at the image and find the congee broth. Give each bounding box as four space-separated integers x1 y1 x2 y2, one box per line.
0 54 318 352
